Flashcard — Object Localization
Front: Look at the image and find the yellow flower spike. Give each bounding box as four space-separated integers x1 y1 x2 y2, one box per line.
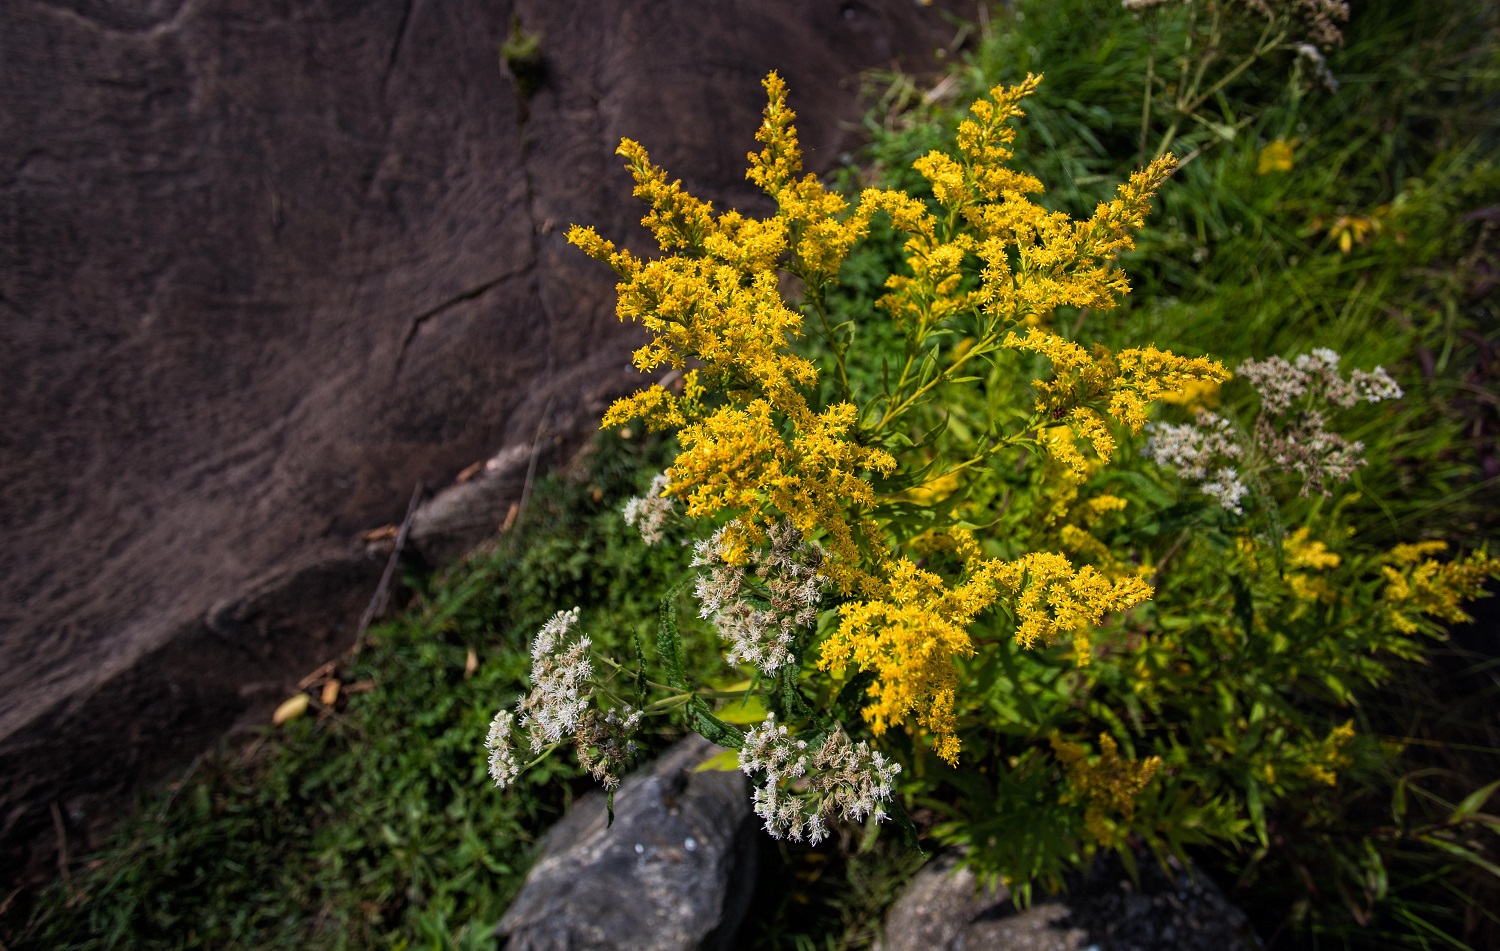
915 151 970 210
991 551 1154 659
617 139 717 252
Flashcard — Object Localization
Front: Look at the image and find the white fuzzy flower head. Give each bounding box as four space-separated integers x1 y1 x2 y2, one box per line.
574 705 644 790
622 471 675 546
738 716 898 845
810 726 903 824
1200 467 1250 515
1143 411 1248 514
519 608 594 752
486 709 522 788
694 520 824 675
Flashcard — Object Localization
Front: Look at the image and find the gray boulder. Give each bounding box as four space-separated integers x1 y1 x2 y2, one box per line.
496 736 755 951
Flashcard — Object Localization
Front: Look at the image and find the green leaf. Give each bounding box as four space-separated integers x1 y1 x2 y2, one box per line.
689 698 744 749
1452 778 1500 822
693 749 743 773
657 584 688 691
1419 836 1500 880
715 694 770 725
1246 776 1268 847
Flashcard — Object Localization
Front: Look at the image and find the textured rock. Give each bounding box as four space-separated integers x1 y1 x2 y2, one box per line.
876 851 1090 951
877 849 1257 951
496 736 755 951
0 0 971 879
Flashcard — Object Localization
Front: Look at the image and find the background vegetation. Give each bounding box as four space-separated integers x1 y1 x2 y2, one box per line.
3 0 1496 948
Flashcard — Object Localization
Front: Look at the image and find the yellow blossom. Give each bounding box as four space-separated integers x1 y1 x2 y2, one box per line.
1381 544 1500 634
1256 139 1297 175
991 551 1154 665
1006 329 1228 470
821 557 999 763
1051 733 1162 845
1301 720 1355 787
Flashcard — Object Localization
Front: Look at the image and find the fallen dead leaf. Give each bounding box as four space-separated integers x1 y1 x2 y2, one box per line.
455 460 485 484
273 694 310 725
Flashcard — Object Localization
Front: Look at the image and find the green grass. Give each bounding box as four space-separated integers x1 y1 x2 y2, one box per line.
4 1 1498 948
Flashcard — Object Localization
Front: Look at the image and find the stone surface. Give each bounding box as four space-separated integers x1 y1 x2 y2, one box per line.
495 736 755 951
0 0 973 880
877 849 1257 951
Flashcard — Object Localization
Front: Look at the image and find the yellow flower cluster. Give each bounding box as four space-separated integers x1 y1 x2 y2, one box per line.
1050 732 1162 845
670 399 895 587
821 557 1002 764
820 545 1152 763
990 552 1154 666
1006 329 1229 480
1281 526 1342 603
570 74 891 587
1380 542 1500 634
1301 720 1356 787
574 72 1177 765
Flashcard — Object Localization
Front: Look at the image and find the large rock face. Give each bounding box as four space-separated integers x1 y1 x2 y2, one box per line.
0 0 966 876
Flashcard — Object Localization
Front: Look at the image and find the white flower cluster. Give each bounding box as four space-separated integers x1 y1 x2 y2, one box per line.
519 608 594 749
575 706 644 790
692 521 823 675
1237 349 1401 415
1144 410 1250 514
622 471 675 546
1295 42 1339 92
486 608 636 789
809 727 902 824
1143 350 1403 508
486 710 521 788
737 715 901 846
1239 349 1402 497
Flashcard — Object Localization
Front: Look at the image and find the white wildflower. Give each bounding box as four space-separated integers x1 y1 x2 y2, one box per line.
1235 350 1398 496
1351 366 1402 403
575 705 643 789
738 715 899 846
1144 411 1251 514
622 471 675 545
486 710 521 788
518 608 594 751
809 727 903 824
1200 467 1251 515
1295 42 1339 91
693 521 824 675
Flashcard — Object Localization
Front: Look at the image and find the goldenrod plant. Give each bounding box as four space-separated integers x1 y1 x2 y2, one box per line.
484 72 1499 898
